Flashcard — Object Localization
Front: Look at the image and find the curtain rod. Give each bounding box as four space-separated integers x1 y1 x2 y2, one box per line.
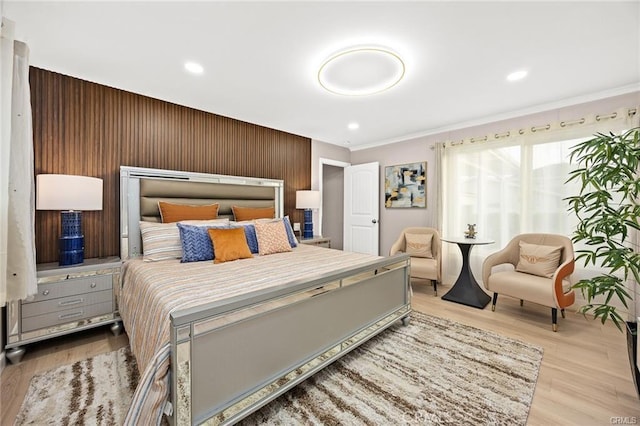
436 106 638 149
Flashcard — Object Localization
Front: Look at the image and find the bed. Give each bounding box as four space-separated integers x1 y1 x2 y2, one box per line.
118 166 411 425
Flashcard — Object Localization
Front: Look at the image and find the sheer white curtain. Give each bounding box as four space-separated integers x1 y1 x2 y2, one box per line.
440 107 639 286
1 18 15 306
1 19 36 305
426 143 443 230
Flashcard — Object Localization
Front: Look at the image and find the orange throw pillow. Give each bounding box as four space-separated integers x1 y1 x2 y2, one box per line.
207 227 253 264
158 201 219 223
232 205 275 221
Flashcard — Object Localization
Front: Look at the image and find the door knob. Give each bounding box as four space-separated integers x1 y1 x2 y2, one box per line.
372 219 378 224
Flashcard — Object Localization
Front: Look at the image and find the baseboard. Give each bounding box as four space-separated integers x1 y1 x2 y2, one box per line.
0 350 6 373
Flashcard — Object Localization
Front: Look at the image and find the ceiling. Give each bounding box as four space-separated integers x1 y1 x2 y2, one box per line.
3 1 640 149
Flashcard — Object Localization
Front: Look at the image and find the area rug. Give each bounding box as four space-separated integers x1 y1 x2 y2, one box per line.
15 345 139 425
16 312 543 425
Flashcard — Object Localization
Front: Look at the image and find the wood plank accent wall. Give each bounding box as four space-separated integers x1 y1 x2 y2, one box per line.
31 67 311 263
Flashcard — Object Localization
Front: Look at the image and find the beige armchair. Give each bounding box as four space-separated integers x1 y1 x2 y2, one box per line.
482 233 575 331
390 227 442 295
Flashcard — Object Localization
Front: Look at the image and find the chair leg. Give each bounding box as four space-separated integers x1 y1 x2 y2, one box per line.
552 308 558 332
432 280 437 296
491 293 498 311
520 299 524 307
561 308 565 319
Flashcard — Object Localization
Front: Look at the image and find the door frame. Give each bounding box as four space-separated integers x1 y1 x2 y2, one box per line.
318 157 350 237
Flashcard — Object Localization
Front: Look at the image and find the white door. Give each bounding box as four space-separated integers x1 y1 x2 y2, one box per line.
344 162 379 254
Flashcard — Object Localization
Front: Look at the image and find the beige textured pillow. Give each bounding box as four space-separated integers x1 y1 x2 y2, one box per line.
254 220 292 256
405 233 433 258
515 241 562 278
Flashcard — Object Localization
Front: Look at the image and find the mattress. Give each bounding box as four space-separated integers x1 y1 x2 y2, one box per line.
119 244 381 423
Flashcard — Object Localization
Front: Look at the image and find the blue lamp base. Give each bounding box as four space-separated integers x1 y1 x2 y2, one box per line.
303 209 313 239
59 211 84 266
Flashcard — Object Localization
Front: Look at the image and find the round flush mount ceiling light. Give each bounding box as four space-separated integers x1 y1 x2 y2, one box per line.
184 61 204 74
318 47 405 96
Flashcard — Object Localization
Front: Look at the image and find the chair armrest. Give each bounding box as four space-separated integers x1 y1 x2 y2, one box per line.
389 236 404 256
552 258 576 308
481 248 514 286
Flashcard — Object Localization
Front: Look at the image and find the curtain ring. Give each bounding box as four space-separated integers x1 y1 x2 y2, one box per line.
560 118 585 127
518 129 525 135
470 136 487 143
531 124 551 133
596 112 617 121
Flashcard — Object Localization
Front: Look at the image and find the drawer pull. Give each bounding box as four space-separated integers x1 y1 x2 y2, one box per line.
58 311 84 320
90 282 97 288
58 298 84 307
42 290 50 296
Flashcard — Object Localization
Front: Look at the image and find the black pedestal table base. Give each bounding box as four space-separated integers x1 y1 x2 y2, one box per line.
441 237 494 309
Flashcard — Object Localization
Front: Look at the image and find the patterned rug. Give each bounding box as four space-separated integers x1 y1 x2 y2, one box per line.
16 312 543 425
16 344 139 425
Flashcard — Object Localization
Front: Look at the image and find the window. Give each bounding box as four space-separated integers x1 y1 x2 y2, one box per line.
441 136 586 282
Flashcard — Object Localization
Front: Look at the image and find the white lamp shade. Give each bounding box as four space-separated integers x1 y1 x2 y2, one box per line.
296 190 321 209
36 174 103 211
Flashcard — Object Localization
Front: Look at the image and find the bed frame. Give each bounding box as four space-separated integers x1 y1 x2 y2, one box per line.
120 166 411 425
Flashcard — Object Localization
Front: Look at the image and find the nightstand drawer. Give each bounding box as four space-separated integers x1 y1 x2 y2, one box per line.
22 300 114 332
299 236 331 248
30 274 113 303
21 289 113 318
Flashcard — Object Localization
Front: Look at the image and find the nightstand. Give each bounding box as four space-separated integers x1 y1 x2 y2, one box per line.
5 257 122 364
299 236 331 248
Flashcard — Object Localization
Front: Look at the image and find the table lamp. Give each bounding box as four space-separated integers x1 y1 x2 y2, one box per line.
296 190 320 239
36 174 103 266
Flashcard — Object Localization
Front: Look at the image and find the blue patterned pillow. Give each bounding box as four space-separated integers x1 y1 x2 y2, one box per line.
283 216 298 248
177 223 228 262
230 223 259 254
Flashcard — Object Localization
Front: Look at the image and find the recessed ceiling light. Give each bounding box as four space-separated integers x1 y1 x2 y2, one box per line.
184 61 204 74
348 122 359 130
318 47 405 96
506 70 527 82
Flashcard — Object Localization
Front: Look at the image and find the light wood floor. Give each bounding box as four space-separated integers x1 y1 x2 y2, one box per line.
2 280 639 425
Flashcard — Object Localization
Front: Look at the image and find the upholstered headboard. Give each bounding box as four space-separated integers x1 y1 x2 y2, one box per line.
120 166 284 259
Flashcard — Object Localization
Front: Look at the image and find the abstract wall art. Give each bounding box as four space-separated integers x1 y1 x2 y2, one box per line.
384 162 426 208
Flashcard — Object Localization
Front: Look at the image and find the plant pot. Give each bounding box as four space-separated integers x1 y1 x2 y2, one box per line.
626 321 640 399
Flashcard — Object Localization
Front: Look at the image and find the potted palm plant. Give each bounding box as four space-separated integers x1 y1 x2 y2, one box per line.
565 127 640 397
